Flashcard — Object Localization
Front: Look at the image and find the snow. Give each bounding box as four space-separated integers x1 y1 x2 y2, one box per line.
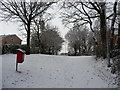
0 55 2 89
16 49 26 53
1 54 117 88
93 58 118 87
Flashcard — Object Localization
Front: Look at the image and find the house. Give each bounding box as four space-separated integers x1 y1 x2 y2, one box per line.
0 34 22 45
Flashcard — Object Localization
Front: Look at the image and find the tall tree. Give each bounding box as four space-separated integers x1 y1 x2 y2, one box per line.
32 13 53 51
110 0 118 51
60 0 117 58
65 24 90 56
118 1 120 49
31 25 64 55
0 0 55 54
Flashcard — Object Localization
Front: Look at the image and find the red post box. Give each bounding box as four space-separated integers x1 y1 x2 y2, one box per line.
16 49 25 71
16 49 26 63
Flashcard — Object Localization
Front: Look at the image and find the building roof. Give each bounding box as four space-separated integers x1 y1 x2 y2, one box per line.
0 34 22 41
0 35 6 39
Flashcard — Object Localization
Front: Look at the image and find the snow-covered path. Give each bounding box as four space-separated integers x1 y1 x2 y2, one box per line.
2 54 116 88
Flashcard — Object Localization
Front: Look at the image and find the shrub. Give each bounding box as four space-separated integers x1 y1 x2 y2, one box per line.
20 45 28 53
1 44 20 54
9 44 20 54
2 45 9 54
111 49 120 74
110 49 120 58
30 47 39 54
95 46 102 58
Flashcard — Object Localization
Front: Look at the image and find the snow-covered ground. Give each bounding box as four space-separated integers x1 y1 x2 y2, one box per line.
1 54 117 88
0 54 2 89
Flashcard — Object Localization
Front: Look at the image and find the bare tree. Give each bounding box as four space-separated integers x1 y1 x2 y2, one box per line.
31 25 64 55
110 0 118 51
117 1 120 49
61 1 108 57
65 24 90 56
0 0 55 54
60 0 120 59
32 12 53 50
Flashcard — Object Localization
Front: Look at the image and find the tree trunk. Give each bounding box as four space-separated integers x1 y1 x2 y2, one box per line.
26 23 31 55
74 45 77 56
118 23 120 49
100 2 107 58
117 2 120 49
110 28 114 51
110 1 117 51
40 44 45 54
74 49 77 56
78 46 81 55
48 47 51 54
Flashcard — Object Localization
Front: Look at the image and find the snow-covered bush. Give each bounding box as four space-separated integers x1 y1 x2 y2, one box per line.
111 49 120 74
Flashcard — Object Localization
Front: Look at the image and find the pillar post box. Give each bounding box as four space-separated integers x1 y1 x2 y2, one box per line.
16 49 26 71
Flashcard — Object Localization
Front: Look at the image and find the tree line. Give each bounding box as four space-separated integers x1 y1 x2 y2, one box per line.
65 24 94 56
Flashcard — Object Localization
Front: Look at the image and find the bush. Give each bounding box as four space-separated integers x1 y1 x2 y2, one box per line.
21 45 40 54
110 49 120 58
111 49 120 74
2 45 9 54
9 45 20 54
20 45 28 53
30 47 39 54
111 55 120 74
1 44 20 54
95 46 102 58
